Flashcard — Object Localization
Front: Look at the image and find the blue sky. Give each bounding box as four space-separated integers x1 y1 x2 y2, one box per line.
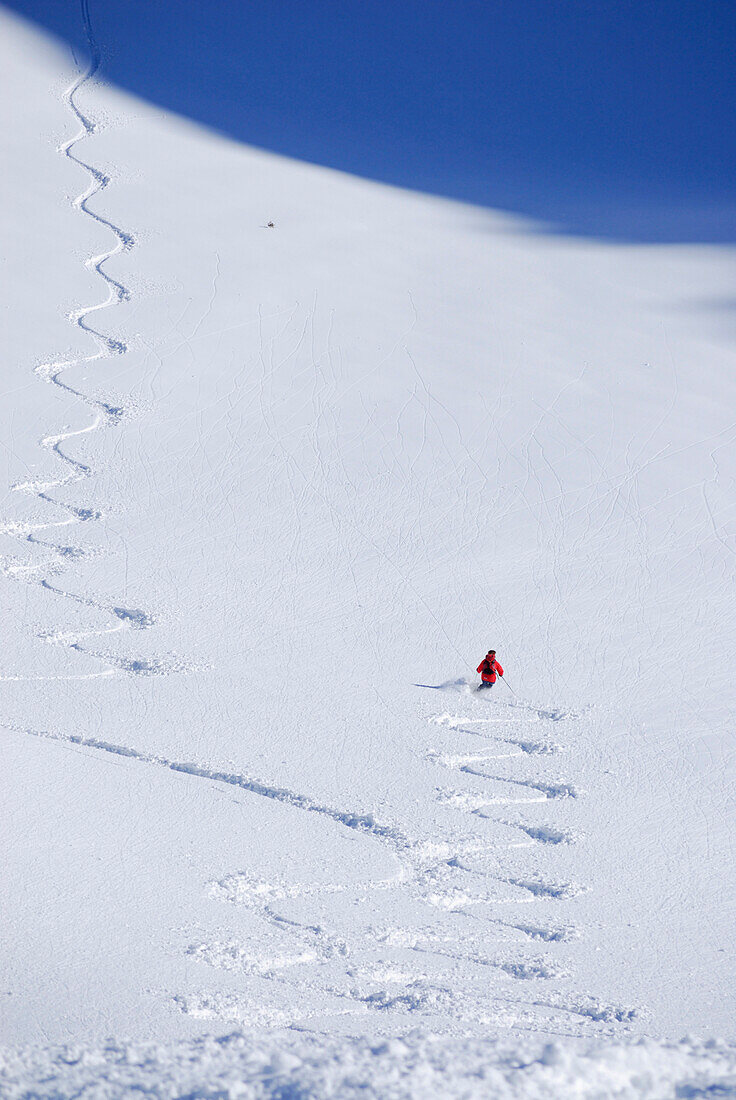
7 0 736 240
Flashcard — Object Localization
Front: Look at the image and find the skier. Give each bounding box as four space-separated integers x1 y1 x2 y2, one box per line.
476 650 503 691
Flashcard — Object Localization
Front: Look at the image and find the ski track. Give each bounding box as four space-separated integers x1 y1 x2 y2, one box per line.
0 1 185 683
182 693 625 1033
1 690 638 1035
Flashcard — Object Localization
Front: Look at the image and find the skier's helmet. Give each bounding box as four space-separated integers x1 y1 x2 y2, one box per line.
488 649 496 656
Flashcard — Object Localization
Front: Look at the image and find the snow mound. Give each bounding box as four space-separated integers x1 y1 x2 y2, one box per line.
1 1032 735 1099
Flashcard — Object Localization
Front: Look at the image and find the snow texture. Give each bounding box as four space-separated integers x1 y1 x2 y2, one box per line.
2 1033 736 1099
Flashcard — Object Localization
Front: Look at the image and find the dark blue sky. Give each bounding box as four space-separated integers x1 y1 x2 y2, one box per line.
7 0 736 241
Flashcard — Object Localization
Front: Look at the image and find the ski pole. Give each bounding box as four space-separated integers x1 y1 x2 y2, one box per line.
499 674 518 698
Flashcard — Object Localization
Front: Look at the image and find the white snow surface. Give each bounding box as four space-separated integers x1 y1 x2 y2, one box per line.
1 9 735 1096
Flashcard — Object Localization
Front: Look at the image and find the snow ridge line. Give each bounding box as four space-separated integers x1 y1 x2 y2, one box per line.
0 5 179 681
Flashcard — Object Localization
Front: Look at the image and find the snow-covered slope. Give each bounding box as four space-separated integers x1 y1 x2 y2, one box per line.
1 8 735 1094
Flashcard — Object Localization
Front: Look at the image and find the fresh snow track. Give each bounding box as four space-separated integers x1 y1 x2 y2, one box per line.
0 717 411 846
164 694 624 1037
2 693 625 1036
0 2 183 683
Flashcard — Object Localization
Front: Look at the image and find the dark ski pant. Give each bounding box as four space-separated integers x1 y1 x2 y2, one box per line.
476 681 494 691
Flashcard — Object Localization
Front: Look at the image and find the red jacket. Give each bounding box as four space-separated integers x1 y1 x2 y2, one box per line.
477 655 503 683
